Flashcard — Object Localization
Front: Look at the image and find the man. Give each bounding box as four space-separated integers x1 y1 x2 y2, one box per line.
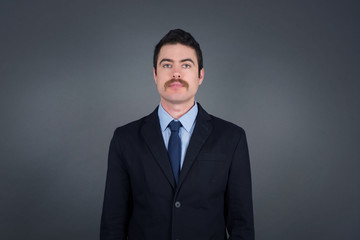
100 29 255 240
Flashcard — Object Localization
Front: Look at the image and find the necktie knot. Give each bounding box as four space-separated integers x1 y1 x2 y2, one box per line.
169 120 181 132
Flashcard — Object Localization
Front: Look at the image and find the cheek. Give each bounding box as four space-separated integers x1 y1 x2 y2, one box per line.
191 78 201 86
157 72 170 82
156 81 164 90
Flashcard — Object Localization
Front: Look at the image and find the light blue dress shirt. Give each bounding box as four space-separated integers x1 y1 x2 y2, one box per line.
158 102 198 169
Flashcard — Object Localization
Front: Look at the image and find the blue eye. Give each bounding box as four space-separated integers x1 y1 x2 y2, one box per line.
163 64 171 68
183 64 191 68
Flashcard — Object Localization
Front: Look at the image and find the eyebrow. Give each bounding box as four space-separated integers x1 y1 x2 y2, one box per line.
180 58 195 64
159 58 195 65
159 58 174 64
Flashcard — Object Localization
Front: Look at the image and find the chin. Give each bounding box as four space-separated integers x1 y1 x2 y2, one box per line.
165 97 193 105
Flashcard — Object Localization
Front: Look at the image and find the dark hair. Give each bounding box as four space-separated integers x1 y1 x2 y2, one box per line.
153 29 203 77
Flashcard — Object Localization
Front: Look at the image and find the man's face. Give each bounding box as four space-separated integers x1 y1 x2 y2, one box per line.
153 43 204 107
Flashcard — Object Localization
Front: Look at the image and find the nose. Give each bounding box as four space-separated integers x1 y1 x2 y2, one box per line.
172 71 181 79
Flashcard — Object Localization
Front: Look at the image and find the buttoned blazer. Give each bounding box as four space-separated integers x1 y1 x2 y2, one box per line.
100 104 255 240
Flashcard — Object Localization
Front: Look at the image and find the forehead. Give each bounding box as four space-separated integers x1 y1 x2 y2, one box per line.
158 43 197 63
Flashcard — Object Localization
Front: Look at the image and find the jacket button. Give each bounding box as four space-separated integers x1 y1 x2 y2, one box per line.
175 201 181 208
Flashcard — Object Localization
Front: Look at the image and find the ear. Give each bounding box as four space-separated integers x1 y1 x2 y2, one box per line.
153 67 157 84
198 68 205 85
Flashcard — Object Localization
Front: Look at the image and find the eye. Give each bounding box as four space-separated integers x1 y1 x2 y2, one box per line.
183 64 191 69
163 63 171 68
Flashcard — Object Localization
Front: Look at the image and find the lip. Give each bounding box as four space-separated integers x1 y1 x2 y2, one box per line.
168 81 184 88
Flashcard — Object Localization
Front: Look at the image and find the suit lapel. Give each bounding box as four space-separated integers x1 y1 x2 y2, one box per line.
178 104 213 189
141 108 176 189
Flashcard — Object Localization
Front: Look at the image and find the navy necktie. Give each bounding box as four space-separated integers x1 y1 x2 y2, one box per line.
168 120 182 184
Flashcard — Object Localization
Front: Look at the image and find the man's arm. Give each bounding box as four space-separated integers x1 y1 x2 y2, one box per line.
225 129 255 239
100 130 132 240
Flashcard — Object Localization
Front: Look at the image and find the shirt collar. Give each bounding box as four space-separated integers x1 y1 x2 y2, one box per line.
158 102 198 133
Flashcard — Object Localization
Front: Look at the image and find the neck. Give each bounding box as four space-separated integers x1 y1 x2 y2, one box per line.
160 100 195 119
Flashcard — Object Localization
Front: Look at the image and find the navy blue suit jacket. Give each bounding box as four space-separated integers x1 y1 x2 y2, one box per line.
100 104 255 240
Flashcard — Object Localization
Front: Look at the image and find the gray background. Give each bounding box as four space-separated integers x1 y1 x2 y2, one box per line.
1 0 359 239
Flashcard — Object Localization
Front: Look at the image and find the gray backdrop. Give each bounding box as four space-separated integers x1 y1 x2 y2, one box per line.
1 0 359 239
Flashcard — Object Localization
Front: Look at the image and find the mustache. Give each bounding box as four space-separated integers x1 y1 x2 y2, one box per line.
164 79 189 89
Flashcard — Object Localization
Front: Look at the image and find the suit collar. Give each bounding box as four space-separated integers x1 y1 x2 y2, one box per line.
141 107 177 189
141 103 213 190
178 103 212 189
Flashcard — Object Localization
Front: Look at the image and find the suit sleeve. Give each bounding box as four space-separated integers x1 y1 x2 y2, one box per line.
225 129 255 240
100 130 132 240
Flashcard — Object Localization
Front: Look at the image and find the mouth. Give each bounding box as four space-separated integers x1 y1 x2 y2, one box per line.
164 79 189 90
169 81 183 87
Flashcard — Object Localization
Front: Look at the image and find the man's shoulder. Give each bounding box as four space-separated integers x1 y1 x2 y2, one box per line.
113 116 146 136
209 114 246 136
198 102 242 126
198 103 245 136
112 108 158 137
